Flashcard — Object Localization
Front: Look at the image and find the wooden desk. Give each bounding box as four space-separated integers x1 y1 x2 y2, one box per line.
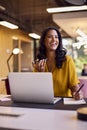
0 97 87 130
0 106 87 130
0 97 87 110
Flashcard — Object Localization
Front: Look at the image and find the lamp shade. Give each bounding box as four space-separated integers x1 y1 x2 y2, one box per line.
7 48 21 72
13 48 20 54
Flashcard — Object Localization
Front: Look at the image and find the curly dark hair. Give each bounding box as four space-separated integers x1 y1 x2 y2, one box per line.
37 27 67 68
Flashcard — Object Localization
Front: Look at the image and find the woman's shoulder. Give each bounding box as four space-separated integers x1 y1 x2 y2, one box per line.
65 55 72 59
65 55 73 62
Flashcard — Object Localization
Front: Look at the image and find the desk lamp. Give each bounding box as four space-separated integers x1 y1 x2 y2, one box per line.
7 48 20 72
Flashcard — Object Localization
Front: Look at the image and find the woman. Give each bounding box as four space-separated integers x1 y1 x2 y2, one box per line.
32 27 83 100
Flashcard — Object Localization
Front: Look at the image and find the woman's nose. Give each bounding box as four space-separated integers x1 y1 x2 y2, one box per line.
52 36 56 41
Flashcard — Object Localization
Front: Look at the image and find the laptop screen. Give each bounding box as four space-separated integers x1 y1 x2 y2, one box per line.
8 72 56 104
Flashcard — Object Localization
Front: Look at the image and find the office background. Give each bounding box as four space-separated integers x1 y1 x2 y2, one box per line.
0 0 87 94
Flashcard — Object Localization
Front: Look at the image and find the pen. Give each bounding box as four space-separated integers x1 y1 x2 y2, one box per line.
75 84 84 96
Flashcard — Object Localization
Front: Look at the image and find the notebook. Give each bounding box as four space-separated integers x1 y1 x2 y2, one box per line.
8 72 61 104
63 98 86 105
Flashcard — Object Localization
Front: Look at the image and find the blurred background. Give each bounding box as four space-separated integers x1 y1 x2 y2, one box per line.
0 0 87 93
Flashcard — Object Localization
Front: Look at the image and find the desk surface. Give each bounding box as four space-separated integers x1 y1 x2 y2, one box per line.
0 106 87 130
0 97 87 130
0 97 87 111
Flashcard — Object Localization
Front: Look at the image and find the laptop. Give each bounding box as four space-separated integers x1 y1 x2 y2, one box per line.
8 72 61 104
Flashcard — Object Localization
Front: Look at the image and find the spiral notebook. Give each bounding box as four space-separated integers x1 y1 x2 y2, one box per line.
8 72 61 104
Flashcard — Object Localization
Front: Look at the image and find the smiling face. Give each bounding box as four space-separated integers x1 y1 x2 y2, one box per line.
44 29 59 52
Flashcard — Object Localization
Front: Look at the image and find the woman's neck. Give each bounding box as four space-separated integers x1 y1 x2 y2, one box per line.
46 51 56 72
46 51 55 61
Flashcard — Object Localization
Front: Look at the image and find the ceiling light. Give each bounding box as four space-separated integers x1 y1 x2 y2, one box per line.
76 28 86 37
46 5 87 13
0 21 18 29
0 5 6 11
29 33 40 39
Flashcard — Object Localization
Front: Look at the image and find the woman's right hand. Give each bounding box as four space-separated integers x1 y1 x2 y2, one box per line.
71 84 83 100
32 59 47 72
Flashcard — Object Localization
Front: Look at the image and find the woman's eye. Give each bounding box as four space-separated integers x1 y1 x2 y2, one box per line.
47 35 58 39
47 35 52 38
55 36 58 38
